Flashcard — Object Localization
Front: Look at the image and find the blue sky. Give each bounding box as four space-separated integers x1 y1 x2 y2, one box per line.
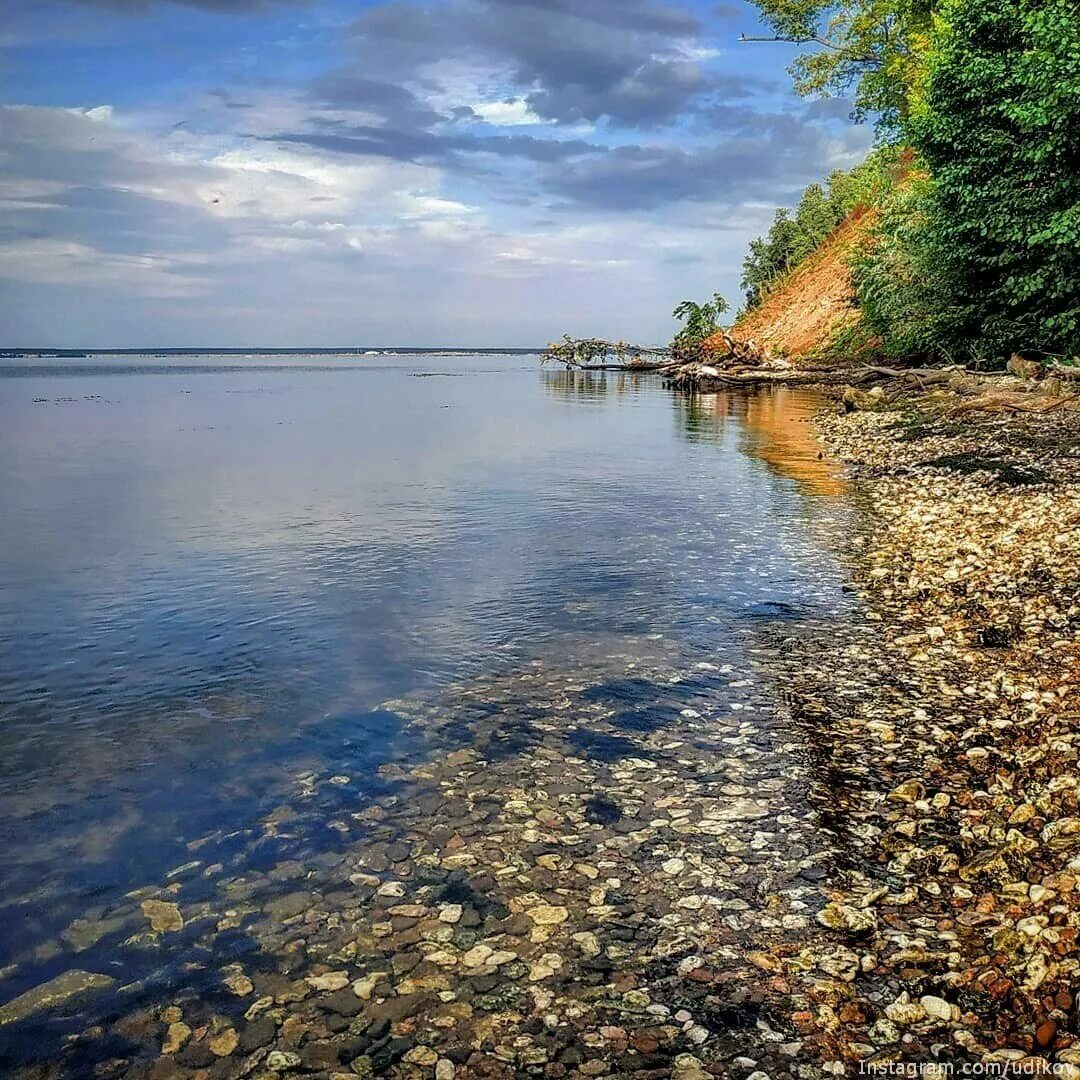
0 0 872 347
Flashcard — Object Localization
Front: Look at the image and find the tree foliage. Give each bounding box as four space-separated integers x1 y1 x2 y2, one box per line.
740 149 900 311
909 0 1080 358
541 336 667 368
851 0 1080 361
671 293 730 361
745 0 1080 363
745 0 936 128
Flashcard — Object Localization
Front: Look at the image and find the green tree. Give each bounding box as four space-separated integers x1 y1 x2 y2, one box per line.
671 293 730 360
743 0 936 129
903 0 1080 358
739 150 902 311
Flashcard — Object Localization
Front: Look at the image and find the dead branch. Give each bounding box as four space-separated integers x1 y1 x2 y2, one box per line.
738 33 883 64
951 391 1079 415
1048 363 1080 382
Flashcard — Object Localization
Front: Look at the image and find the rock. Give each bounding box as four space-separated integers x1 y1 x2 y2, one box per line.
527 905 569 926
816 903 877 934
352 973 387 1000
888 780 926 803
321 987 365 1016
1035 1020 1058 1049
209 1028 239 1056
528 953 563 981
62 914 129 952
446 749 477 768
584 796 622 825
300 1041 341 1070
266 1049 302 1070
672 1053 710 1080
162 1021 192 1054
0 970 116 1025
223 972 254 996
920 995 956 1022
240 1016 277 1052
1041 819 1080 853
462 944 494 968
815 944 861 982
306 970 351 991
885 997 925 1025
572 932 601 958
404 1046 440 1066
388 904 428 918
141 900 184 933
439 904 464 924
436 1060 456 1080
265 891 313 920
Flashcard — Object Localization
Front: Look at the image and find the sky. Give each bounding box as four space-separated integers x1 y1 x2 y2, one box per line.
0 0 873 348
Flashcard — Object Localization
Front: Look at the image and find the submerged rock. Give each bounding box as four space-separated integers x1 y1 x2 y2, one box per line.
0 970 116 1025
140 899 183 933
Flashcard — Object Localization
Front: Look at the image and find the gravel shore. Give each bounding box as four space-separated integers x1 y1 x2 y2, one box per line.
784 395 1080 1071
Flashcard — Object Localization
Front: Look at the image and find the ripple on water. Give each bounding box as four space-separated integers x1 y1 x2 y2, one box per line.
0 362 857 1072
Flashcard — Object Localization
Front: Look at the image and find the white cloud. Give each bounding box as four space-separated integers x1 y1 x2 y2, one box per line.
0 238 207 297
471 98 548 127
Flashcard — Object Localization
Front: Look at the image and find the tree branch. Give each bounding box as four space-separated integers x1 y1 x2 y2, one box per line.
738 33 883 65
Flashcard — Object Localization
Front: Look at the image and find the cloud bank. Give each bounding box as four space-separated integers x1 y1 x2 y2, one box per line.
0 0 872 345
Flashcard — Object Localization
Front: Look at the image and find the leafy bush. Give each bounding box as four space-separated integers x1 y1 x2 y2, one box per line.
850 170 967 359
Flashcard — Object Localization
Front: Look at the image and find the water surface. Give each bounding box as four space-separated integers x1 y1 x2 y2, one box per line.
0 352 853 1063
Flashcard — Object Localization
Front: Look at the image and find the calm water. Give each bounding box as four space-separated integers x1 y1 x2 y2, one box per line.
0 353 854 1060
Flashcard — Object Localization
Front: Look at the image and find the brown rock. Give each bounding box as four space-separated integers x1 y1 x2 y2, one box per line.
1034 1020 1057 1050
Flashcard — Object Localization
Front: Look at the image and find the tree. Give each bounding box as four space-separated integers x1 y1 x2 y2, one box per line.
739 150 900 311
905 0 1080 358
671 293 730 361
743 0 937 129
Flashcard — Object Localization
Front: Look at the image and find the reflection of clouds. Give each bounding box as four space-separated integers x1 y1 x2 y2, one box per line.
0 362 857 958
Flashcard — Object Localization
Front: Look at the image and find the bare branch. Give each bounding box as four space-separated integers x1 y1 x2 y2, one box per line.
738 33 883 65
739 32 844 52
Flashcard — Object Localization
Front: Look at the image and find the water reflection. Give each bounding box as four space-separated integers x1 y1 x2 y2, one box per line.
540 368 652 401
0 355 858 1069
672 387 848 496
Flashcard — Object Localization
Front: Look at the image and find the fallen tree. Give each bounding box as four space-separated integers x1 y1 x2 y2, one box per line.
543 331 788 386
540 337 670 370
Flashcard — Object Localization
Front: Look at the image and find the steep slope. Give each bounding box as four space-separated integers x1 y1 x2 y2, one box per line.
728 207 876 363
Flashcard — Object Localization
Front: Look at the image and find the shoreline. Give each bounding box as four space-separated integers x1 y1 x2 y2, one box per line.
776 390 1079 1069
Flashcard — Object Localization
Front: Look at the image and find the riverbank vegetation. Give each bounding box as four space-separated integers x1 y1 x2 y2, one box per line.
741 0 1080 367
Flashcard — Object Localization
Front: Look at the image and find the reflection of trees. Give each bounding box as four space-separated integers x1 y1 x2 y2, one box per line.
541 370 649 401
672 387 848 497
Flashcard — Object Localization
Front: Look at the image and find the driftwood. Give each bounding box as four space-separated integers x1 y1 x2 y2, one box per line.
542 334 1080 402
853 365 964 386
951 391 1078 414
1048 363 1080 382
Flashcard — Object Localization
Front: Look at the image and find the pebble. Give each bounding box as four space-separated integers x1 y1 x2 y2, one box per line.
140 900 183 933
